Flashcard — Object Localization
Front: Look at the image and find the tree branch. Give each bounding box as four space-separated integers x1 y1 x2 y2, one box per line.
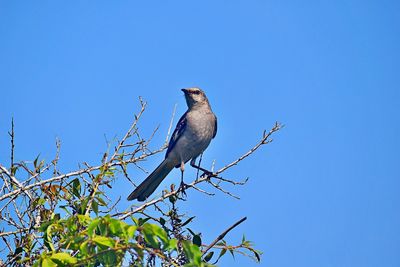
202 217 247 256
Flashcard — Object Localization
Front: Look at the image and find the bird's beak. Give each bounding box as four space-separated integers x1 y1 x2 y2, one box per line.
181 88 188 94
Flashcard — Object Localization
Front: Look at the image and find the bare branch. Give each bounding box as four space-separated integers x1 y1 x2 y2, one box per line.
202 217 247 256
216 122 282 175
118 122 283 219
110 96 147 162
207 179 241 199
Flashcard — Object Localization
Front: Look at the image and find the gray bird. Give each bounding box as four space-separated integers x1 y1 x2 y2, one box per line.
127 88 217 201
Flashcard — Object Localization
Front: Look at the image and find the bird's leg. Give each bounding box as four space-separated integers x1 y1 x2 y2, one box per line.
179 161 187 197
194 154 203 180
190 156 212 176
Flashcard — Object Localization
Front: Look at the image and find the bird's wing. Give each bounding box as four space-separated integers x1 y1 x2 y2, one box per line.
213 115 217 139
166 111 187 158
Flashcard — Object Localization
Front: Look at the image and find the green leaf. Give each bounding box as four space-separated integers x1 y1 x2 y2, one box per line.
31 198 46 209
138 217 151 226
252 249 262 262
98 218 108 236
101 250 118 266
88 218 100 237
103 169 115 177
192 234 202 247
213 248 226 264
45 224 56 251
72 178 81 198
204 251 214 262
38 197 46 205
169 195 176 204
142 224 160 248
182 241 202 265
141 223 170 248
187 228 196 236
93 236 115 248
39 221 52 232
42 258 57 267
13 246 23 256
96 196 107 206
126 225 137 239
152 224 169 245
10 165 18 176
92 200 99 215
79 197 89 214
50 252 78 264
33 154 40 169
38 159 45 170
216 240 226 246
77 214 91 225
159 217 166 225
181 216 195 227
79 240 88 255
131 217 139 225
65 236 85 251
228 249 235 259
166 239 178 251
219 248 227 258
109 218 126 236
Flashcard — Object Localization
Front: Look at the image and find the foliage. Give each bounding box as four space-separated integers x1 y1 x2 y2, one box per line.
33 213 211 267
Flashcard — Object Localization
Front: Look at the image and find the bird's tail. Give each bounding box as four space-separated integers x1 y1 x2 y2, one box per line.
127 159 175 201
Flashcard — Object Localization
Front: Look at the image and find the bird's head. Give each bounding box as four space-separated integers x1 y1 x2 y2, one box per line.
181 87 209 108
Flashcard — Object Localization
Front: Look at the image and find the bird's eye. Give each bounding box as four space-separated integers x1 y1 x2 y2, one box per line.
192 91 200 95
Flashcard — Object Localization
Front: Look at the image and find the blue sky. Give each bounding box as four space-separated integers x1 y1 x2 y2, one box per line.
1 1 399 266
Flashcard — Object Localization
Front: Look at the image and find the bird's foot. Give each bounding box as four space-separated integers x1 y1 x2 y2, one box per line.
201 170 213 177
179 181 188 199
190 160 214 178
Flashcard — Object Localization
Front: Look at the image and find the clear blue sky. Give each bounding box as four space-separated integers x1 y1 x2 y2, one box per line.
1 1 399 266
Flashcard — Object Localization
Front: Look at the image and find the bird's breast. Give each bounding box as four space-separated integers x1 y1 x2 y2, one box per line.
171 111 216 163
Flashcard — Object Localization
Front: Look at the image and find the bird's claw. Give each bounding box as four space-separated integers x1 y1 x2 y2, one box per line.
201 170 213 177
179 181 188 199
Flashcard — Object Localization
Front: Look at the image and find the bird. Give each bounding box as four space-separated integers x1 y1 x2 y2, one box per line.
127 87 217 201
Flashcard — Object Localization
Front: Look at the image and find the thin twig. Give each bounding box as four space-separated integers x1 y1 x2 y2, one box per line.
8 118 15 169
191 184 215 196
110 97 146 162
216 122 282 175
165 104 177 145
207 180 240 199
202 217 247 256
